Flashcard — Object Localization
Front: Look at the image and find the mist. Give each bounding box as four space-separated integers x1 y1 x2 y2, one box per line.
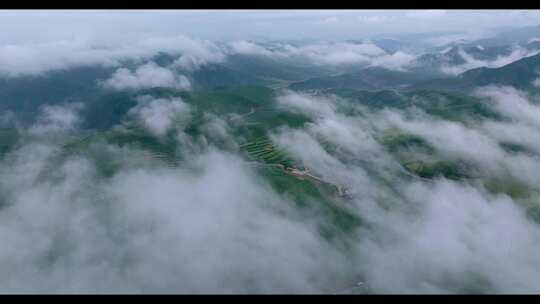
2 10 540 294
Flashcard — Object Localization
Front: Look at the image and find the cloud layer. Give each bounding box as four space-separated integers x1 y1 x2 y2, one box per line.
4 77 540 294
128 96 192 137
101 63 191 91
441 46 540 75
0 35 226 77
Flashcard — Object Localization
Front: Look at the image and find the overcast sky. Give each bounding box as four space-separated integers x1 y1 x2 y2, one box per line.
1 10 540 44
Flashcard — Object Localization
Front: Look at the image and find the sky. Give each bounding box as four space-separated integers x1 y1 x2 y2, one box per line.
1 9 540 78
1 10 540 43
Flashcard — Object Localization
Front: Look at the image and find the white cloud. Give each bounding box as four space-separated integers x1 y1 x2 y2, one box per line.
321 16 340 25
441 46 540 75
271 91 540 293
424 30 495 47
0 35 226 77
285 42 385 65
369 51 416 71
272 92 393 193
360 179 540 293
5 86 540 293
275 91 336 119
228 40 281 57
101 62 191 91
228 40 416 70
128 96 192 137
0 34 418 77
0 136 350 292
377 109 508 172
474 86 540 129
29 103 83 135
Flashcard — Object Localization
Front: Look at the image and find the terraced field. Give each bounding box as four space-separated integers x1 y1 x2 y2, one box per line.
62 128 180 170
240 136 295 168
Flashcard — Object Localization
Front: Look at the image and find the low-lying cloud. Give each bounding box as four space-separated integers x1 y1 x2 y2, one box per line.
4 75 540 293
0 106 353 293
441 46 540 75
0 35 226 77
29 103 84 135
228 40 417 71
101 62 191 91
269 90 540 293
128 96 192 137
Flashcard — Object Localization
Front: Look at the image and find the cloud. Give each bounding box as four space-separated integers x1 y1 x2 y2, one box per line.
228 41 416 70
128 96 192 137
228 40 281 57
275 91 336 119
284 42 385 65
270 90 540 293
321 16 340 25
6 71 540 293
474 86 540 129
0 33 420 78
369 51 416 71
441 46 540 75
168 39 226 71
0 130 351 293
359 179 540 293
378 109 505 166
424 30 495 47
373 91 540 189
0 35 226 77
29 103 84 135
101 62 191 91
288 41 416 70
272 92 394 195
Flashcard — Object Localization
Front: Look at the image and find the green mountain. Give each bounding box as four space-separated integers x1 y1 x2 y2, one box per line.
411 52 540 92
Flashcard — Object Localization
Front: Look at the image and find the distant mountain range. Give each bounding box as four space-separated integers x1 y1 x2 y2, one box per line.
2 29 540 130
410 52 540 92
288 51 540 93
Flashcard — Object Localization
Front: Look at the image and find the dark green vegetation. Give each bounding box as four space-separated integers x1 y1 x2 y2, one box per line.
376 126 536 205
378 128 434 154
403 160 470 180
224 54 331 83
378 128 470 180
0 128 19 157
0 66 115 114
240 136 295 168
188 64 263 89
